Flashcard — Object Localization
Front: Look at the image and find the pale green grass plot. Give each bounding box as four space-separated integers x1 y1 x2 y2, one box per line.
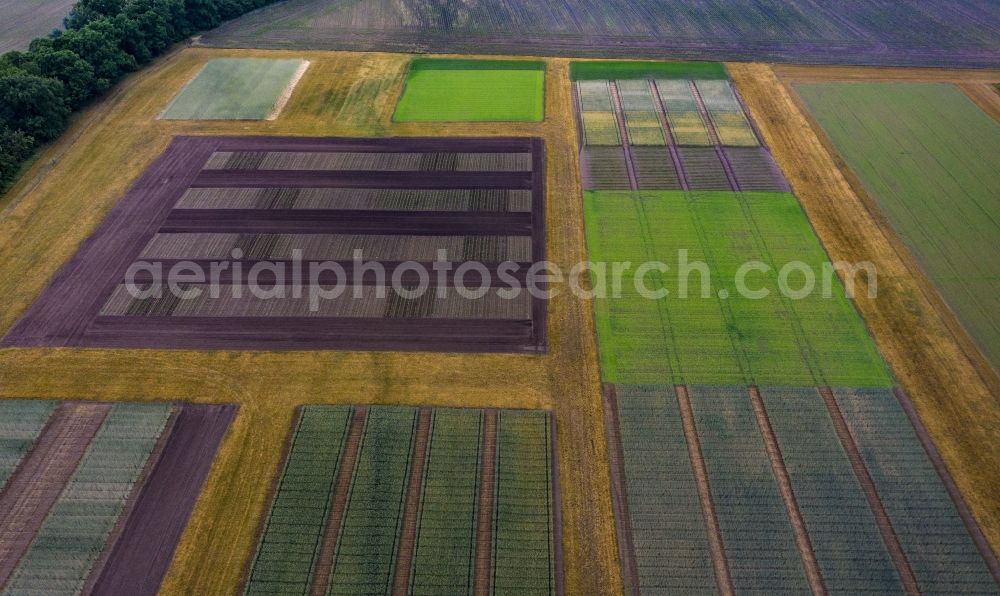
161 58 306 120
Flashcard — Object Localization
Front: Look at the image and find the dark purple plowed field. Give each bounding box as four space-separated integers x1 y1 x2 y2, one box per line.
90 404 236 596
198 0 1000 68
2 136 547 353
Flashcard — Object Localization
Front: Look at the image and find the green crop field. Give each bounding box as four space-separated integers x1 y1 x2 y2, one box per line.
796 82 1000 373
571 61 727 82
161 58 307 120
393 59 545 122
583 190 891 387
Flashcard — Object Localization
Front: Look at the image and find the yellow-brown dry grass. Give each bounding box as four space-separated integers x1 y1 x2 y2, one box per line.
0 48 622 595
730 62 1000 554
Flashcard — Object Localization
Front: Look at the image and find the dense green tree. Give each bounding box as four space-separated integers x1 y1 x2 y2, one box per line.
0 126 35 187
0 73 70 141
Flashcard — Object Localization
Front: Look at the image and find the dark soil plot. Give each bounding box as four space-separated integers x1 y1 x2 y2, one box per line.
243 405 562 596
602 384 1000 594
0 400 235 596
2 136 547 353
197 0 1000 68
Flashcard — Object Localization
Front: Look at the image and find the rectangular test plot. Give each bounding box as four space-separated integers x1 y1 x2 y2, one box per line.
161 59 308 120
243 405 562 596
3 136 548 353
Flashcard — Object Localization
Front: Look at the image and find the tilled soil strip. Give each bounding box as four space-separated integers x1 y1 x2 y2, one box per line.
817 388 919 595
600 385 640 596
89 404 237 596
606 82 640 191
674 385 735 596
0 402 111 588
473 410 499 596
747 386 826 594
82 317 536 353
391 408 433 595
81 406 179 595
309 406 368 596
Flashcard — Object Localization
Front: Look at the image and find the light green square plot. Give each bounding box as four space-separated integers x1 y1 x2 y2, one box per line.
393 59 544 122
161 58 307 120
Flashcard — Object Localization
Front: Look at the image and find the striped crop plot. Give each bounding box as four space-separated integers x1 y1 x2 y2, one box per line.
393 59 544 122
161 59 309 120
0 400 235 595
795 82 1000 375
243 405 562 596
583 190 890 388
572 62 787 192
2 136 547 353
602 384 1000 595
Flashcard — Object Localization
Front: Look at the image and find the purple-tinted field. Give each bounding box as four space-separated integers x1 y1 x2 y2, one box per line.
199 0 1000 68
2 136 547 353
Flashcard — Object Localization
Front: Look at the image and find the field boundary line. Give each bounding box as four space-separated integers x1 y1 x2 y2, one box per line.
309 406 367 596
600 385 639 596
891 387 1000 584
818 388 919 594
0 402 111 589
607 82 639 190
82 404 180 594
390 407 432 595
777 73 1000 397
674 385 734 596
747 386 826 594
473 409 498 596
267 60 312 121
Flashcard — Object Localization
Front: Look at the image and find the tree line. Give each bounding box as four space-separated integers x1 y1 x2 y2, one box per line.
0 0 282 191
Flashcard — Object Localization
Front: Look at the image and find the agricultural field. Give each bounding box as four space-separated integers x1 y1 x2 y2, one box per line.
199 0 1000 68
583 190 890 387
0 0 74 53
572 65 786 193
2 135 547 353
394 59 545 122
244 405 561 595
2 45 1000 596
604 384 999 594
0 400 234 594
161 58 309 120
793 81 1000 375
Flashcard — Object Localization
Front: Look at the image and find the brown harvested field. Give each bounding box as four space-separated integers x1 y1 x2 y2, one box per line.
0 48 619 595
729 62 1000 553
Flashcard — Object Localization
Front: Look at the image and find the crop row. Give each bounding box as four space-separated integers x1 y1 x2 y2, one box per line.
244 405 561 596
0 400 235 595
203 151 534 173
175 188 534 212
606 384 1000 594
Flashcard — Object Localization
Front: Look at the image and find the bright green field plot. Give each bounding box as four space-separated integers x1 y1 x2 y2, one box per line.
161 58 306 120
583 191 891 387
570 61 727 81
797 82 1000 372
393 59 544 122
